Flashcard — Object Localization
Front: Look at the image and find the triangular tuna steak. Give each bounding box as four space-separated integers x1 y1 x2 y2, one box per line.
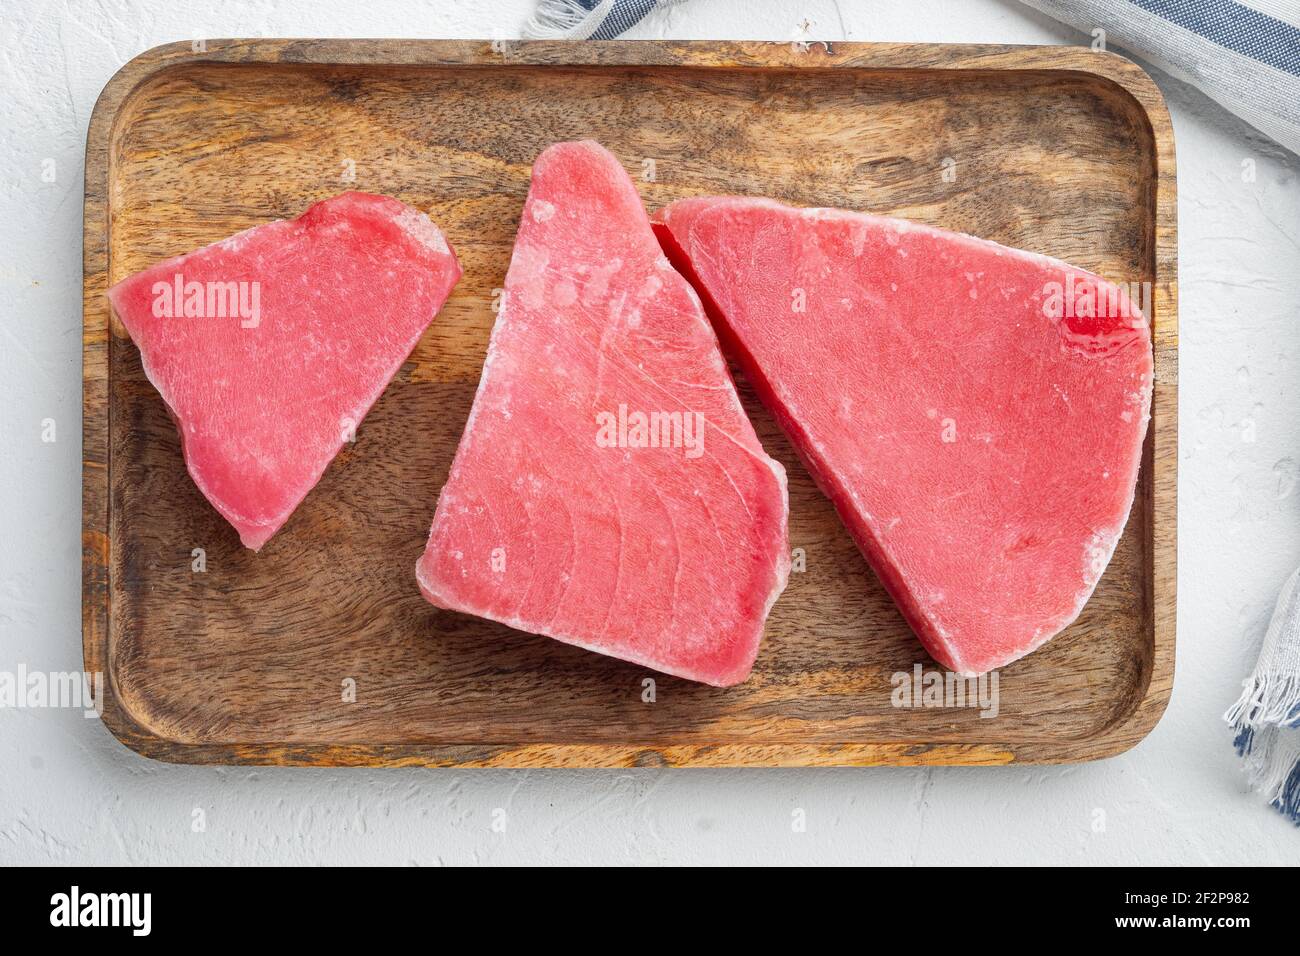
108 192 462 550
655 197 1153 675
417 142 790 686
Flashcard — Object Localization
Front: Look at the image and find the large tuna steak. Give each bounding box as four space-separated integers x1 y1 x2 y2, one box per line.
417 142 790 686
655 196 1152 675
108 192 462 550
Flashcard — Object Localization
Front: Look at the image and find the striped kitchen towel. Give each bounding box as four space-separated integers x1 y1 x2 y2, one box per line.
1225 567 1300 824
526 0 1300 156
525 0 685 40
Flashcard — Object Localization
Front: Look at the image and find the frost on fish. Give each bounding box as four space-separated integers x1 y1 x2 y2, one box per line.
107 192 462 550
416 142 790 687
655 195 1152 675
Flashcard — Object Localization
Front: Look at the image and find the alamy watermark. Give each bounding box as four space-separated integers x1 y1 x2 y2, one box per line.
50 886 150 936
891 664 999 718
1042 276 1151 322
0 666 102 717
595 404 706 460
151 274 261 328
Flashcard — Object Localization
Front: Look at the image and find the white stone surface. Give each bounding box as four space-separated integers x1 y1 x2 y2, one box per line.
1 0 1298 865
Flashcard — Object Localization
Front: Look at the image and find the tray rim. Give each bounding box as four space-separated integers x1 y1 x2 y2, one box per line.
82 38 1177 768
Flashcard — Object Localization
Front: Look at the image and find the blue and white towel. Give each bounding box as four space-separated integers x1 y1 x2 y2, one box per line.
1225 568 1300 824
526 0 683 40
527 0 1300 155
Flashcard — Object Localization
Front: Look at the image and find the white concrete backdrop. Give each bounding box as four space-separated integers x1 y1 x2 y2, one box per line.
1 0 1297 865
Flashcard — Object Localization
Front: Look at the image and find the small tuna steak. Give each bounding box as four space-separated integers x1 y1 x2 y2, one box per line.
417 142 790 686
655 196 1153 675
108 192 462 550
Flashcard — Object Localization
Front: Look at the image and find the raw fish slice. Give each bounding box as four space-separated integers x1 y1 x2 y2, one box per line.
108 192 462 550
655 196 1152 674
417 143 789 686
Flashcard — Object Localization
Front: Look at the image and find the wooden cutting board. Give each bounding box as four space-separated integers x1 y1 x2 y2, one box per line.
83 39 1176 767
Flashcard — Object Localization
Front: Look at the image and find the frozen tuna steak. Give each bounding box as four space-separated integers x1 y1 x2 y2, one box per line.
108 192 462 550
655 196 1153 675
417 142 790 686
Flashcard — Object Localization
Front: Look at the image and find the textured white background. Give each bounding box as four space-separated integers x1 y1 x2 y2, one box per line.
2 0 1298 865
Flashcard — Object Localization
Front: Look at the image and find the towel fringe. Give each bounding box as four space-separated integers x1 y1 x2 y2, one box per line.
1223 565 1300 824
1225 663 1300 822
1224 671 1300 727
523 0 615 40
1278 760 1300 822
1230 721 1300 825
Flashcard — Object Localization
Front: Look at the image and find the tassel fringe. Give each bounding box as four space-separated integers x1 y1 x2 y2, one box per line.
524 0 616 40
523 0 684 41
1226 674 1300 825
1225 672 1300 727
1225 565 1300 825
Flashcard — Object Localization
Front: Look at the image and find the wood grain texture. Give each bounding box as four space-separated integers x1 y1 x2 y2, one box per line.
83 39 1176 767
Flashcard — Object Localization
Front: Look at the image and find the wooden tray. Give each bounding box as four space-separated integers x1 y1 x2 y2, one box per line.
83 39 1177 767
